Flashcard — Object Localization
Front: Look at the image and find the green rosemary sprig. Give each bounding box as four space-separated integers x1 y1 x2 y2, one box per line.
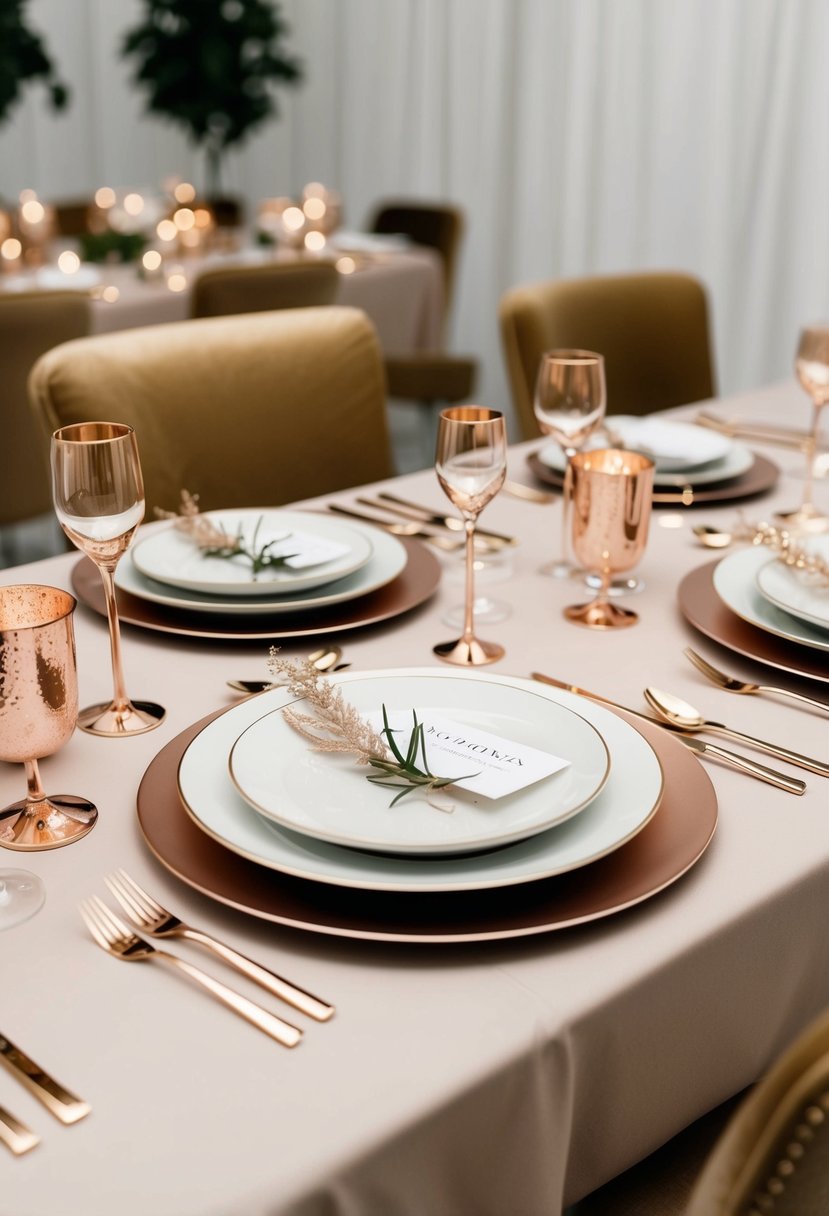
366 707 476 807
267 653 476 810
156 491 298 578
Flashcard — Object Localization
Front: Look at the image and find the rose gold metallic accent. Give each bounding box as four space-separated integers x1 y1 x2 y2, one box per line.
79 896 302 1047
134 701 718 943
678 562 829 687
0 585 97 851
776 326 829 529
0 1033 90 1124
70 533 441 641
0 1105 39 1156
564 449 654 629
433 407 507 666
51 422 165 736
526 450 780 507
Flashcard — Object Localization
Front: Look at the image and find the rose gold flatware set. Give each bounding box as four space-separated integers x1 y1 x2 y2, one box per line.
79 872 334 1050
531 669 828 796
0 1031 90 1156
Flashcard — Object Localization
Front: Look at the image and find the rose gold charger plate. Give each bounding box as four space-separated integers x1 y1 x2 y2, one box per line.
678 560 829 686
136 706 718 943
526 451 779 507
70 536 440 642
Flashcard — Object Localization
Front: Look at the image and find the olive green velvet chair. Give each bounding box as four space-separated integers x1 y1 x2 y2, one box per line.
0 290 90 527
573 1004 829 1215
190 260 340 319
499 272 716 440
29 307 393 516
368 199 478 436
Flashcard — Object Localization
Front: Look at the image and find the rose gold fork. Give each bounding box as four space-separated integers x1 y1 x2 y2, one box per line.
80 896 302 1048
105 870 333 1022
684 647 829 715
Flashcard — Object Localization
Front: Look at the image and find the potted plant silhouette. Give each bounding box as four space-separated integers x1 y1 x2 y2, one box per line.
122 0 302 221
0 0 69 202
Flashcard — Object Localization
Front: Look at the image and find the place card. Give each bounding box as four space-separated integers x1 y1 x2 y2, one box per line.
369 711 571 800
236 527 350 570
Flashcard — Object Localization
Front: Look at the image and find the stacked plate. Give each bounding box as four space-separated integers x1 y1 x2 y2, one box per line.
136 669 719 942
71 508 442 641
529 415 779 506
679 536 829 685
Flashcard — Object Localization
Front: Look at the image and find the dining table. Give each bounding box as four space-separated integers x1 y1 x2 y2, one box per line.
0 241 445 353
2 379 829 1216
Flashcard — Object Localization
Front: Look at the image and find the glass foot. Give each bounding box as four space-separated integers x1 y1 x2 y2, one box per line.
433 636 505 666
77 699 166 737
584 572 645 597
442 597 511 627
0 795 98 850
539 558 576 578
773 503 829 534
564 600 639 629
0 869 45 930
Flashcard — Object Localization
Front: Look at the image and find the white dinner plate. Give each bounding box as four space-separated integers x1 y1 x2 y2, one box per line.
132 510 373 596
713 547 829 653
178 669 664 893
115 523 407 615
755 537 829 632
603 416 731 470
538 439 753 488
228 674 611 856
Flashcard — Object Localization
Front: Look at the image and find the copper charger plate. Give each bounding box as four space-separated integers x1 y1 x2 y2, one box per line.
526 451 779 508
70 536 440 642
678 560 829 686
136 706 718 943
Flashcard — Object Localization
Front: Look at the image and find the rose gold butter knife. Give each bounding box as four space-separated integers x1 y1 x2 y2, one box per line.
0 1033 90 1124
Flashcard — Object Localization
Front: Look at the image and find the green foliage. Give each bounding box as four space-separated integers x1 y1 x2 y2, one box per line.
0 0 69 126
121 0 302 189
78 230 147 264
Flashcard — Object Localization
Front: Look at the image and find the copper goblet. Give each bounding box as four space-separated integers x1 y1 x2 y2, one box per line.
564 450 654 629
0 584 98 851
777 325 829 533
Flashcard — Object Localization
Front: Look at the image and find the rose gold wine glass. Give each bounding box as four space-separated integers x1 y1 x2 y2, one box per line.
777 326 829 532
51 422 166 736
433 407 507 666
0 585 97 880
533 350 607 577
564 449 654 629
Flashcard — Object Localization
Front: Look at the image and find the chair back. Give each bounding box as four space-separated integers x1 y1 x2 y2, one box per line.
0 290 90 526
499 271 716 439
687 1006 829 1215
29 307 393 515
191 260 341 319
369 200 464 317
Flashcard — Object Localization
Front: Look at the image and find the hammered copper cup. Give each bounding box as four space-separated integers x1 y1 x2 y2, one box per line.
565 449 654 629
0 585 97 850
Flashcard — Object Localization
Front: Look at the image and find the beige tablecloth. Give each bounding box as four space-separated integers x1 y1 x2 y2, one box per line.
3 382 829 1216
0 246 444 353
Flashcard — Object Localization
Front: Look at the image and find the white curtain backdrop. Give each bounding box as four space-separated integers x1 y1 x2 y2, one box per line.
3 0 829 438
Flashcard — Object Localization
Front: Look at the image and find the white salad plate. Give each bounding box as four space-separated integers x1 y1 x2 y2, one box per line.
755 537 829 633
177 669 664 893
713 546 829 654
538 439 753 489
131 509 373 596
228 674 611 856
599 415 732 470
116 523 406 616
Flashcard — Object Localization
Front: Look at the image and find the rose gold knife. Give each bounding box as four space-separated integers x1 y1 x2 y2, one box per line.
0 1033 91 1124
530 673 806 795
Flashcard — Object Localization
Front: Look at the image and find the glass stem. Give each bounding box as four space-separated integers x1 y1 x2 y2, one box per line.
24 759 46 805
803 401 822 511
98 565 131 714
561 447 576 563
462 516 477 643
